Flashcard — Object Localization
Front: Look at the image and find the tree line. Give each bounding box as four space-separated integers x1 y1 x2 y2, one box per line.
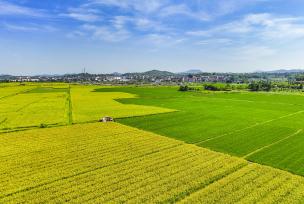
179 81 304 92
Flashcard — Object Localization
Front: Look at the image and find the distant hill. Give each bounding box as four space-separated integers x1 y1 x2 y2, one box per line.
258 69 304 74
111 72 122 76
180 69 203 74
0 75 13 80
142 70 175 77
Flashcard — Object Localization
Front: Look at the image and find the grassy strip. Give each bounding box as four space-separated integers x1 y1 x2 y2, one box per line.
0 122 66 134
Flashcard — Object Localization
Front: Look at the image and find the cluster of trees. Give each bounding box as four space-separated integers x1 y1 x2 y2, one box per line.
295 74 304 82
179 83 247 92
248 81 272 91
203 83 248 91
248 80 304 91
203 84 231 91
178 85 197 92
272 82 304 91
179 80 304 93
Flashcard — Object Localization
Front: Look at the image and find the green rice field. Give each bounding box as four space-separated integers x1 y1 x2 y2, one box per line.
97 87 304 176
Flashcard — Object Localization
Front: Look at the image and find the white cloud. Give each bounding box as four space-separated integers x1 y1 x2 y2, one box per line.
0 1 45 17
111 16 130 29
142 33 185 46
82 24 130 42
234 45 276 60
196 38 233 45
88 0 129 8
60 7 101 22
3 22 56 32
160 4 210 21
110 15 168 32
237 13 304 40
89 0 267 18
133 18 167 32
187 13 304 41
89 0 167 13
144 33 171 45
61 1 304 48
134 18 154 29
160 4 189 16
91 0 211 22
248 14 304 39
68 0 271 43
66 30 87 39
62 12 100 22
132 0 165 13
213 0 265 17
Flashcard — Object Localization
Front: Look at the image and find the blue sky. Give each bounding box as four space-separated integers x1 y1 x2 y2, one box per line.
1 0 304 75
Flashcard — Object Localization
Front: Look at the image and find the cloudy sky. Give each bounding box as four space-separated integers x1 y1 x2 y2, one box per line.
1 0 304 75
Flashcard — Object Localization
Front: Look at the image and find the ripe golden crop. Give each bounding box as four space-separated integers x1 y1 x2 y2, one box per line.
1 122 304 203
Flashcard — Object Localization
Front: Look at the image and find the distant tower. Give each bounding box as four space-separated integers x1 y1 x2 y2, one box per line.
82 67 87 77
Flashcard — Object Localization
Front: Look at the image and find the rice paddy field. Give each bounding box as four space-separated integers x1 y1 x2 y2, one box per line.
1 122 304 203
0 87 68 130
1 83 304 203
0 85 174 132
71 86 174 123
99 86 304 177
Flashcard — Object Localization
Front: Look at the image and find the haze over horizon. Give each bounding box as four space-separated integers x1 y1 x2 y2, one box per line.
1 0 304 75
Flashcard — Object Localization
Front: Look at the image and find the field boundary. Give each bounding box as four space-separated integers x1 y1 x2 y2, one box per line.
15 98 45 113
175 160 304 204
0 98 45 131
202 95 304 107
0 118 7 125
0 122 67 134
115 110 178 120
168 161 248 203
67 85 73 125
0 87 36 101
243 129 303 159
175 164 251 203
195 109 304 145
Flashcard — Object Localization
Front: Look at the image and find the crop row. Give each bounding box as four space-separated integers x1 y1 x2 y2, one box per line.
180 164 304 204
0 123 184 197
1 142 245 203
0 122 153 158
2 121 304 203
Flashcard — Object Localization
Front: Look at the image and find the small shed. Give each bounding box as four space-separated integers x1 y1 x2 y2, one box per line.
100 116 114 122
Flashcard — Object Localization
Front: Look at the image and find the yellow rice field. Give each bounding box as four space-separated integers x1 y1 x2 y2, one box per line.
1 122 304 203
0 84 175 131
71 86 175 123
0 91 68 130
